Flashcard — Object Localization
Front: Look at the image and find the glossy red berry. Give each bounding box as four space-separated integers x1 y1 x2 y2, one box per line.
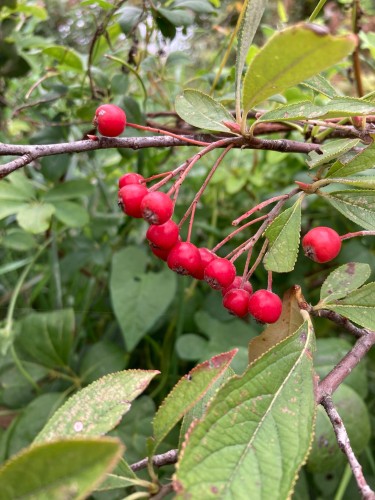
223 289 251 318
146 220 180 250
149 243 170 262
140 191 173 225
118 184 148 218
94 104 126 137
302 226 342 263
204 258 236 290
118 173 145 189
193 248 217 280
221 275 253 296
167 242 202 276
248 290 282 324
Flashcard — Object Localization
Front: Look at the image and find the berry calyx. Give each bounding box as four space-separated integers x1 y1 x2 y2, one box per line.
149 243 170 262
248 290 282 324
94 104 126 137
167 242 202 276
221 276 253 296
146 220 180 250
194 248 217 280
118 173 145 189
204 258 236 290
302 226 342 263
118 184 148 218
223 289 251 318
141 191 174 225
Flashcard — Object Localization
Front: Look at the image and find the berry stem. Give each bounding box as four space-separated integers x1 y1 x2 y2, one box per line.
246 239 269 280
232 194 289 226
241 247 253 284
144 171 173 183
186 202 196 243
127 122 211 147
267 270 273 292
179 145 234 227
340 230 375 241
214 215 267 253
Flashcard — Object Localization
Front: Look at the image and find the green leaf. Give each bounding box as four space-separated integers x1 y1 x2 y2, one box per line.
43 46 84 71
119 7 143 34
320 262 371 303
263 197 302 273
34 370 159 444
324 176 375 189
43 179 94 201
0 182 32 201
1 229 36 252
157 7 194 26
110 247 177 350
52 200 89 228
306 139 360 169
235 0 268 116
316 282 375 331
0 201 28 221
174 321 316 499
173 0 215 13
327 142 375 178
259 98 375 122
16 202 55 233
308 385 370 472
96 473 136 491
0 438 123 500
175 89 234 132
153 350 237 449
319 189 375 230
301 74 339 98
79 341 127 384
16 309 74 369
242 24 356 113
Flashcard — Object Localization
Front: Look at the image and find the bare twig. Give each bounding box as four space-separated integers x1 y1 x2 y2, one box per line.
310 308 367 338
130 449 178 472
321 396 375 499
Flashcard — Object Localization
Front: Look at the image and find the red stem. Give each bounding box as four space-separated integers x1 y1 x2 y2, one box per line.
267 270 273 291
186 203 196 243
246 240 269 279
213 215 267 253
340 230 375 241
232 194 288 226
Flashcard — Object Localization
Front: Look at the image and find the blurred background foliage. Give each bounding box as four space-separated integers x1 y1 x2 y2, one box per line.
0 1 374 498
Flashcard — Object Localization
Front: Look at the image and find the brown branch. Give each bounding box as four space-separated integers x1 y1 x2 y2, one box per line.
321 396 375 499
150 483 174 500
310 308 366 338
130 449 178 472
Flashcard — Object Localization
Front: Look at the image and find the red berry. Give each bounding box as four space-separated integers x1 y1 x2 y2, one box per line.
149 243 170 262
248 290 282 324
223 289 251 318
146 220 180 250
221 276 253 296
193 248 217 280
118 184 148 218
204 258 236 290
94 104 126 137
118 173 145 189
302 226 341 263
140 191 173 225
167 242 202 276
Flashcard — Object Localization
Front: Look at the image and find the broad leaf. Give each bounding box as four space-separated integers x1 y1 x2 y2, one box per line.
175 89 234 132
173 0 215 13
327 142 375 178
320 262 371 303
316 282 375 331
263 197 302 273
306 139 360 169
0 201 28 221
157 7 194 26
323 176 375 189
43 46 83 71
242 24 356 113
34 370 159 443
248 286 305 362
110 247 177 350
0 182 32 201
301 74 339 98
153 350 237 449
43 179 94 201
96 473 136 491
259 98 375 122
320 189 375 230
16 202 55 233
0 438 123 500
52 200 89 228
174 321 316 499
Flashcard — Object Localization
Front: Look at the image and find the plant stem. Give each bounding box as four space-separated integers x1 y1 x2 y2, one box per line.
309 0 329 22
341 230 375 241
212 215 267 253
232 194 288 226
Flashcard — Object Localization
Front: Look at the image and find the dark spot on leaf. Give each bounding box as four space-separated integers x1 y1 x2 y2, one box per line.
133 276 141 282
327 289 333 294
326 473 334 481
186 374 192 381
346 262 355 275
211 486 219 494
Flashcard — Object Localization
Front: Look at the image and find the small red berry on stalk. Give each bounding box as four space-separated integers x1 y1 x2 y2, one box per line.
146 220 180 250
167 242 202 276
221 276 253 296
248 290 282 324
118 184 148 218
204 258 236 290
149 243 170 262
193 248 217 280
223 289 251 318
141 191 174 225
302 226 342 263
94 104 126 137
118 173 145 189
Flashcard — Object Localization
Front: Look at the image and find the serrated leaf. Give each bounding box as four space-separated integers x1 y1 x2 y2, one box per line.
301 74 339 98
248 286 305 362
319 189 375 230
324 176 375 189
320 262 371 303
174 321 316 500
235 0 267 117
263 197 302 273
16 202 55 233
0 438 123 500
175 89 234 132
327 142 375 178
34 370 159 443
306 139 360 169
153 350 237 449
242 24 356 113
259 98 375 123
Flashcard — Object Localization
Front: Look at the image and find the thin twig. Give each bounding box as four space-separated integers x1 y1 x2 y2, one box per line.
309 308 367 338
130 449 178 472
